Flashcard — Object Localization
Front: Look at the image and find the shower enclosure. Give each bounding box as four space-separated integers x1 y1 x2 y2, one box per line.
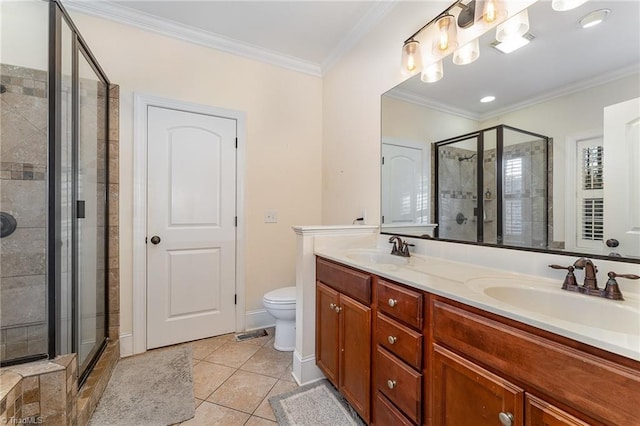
434 125 550 249
1 0 110 383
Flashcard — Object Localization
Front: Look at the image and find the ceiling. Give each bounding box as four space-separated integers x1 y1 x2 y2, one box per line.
65 0 397 76
387 0 640 119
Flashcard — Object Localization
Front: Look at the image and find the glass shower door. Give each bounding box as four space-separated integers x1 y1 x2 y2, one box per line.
76 50 107 373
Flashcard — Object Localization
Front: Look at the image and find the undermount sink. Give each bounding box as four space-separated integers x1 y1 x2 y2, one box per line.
345 249 410 266
465 277 640 335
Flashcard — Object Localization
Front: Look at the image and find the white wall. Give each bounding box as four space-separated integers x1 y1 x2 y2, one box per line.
69 12 323 335
0 0 48 70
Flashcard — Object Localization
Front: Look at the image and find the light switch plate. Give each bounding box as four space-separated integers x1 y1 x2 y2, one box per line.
265 210 278 223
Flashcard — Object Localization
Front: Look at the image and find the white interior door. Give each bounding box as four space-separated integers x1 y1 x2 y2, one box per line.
381 141 427 225
146 105 237 349
603 97 640 258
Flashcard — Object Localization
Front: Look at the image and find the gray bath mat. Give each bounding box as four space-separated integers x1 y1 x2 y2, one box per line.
89 346 195 426
269 379 365 426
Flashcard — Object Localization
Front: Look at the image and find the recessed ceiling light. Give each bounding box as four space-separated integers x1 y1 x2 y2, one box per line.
480 96 496 103
490 33 535 54
579 9 610 28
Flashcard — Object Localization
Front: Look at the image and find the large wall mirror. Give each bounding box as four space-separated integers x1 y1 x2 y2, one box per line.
381 0 639 262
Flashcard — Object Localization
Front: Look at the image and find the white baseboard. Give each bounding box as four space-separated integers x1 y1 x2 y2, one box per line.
245 309 275 331
292 350 325 386
119 332 133 358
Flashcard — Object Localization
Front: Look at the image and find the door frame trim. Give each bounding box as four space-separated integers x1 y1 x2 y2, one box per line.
132 93 246 354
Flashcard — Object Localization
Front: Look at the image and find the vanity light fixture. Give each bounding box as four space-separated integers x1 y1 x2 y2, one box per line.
401 39 423 76
480 95 496 103
496 9 529 42
552 0 588 12
421 60 444 83
579 8 610 28
453 38 480 65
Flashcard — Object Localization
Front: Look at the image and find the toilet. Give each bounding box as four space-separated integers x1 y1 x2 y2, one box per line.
262 286 296 351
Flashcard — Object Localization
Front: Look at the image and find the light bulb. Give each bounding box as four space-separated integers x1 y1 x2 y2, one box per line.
482 0 507 24
421 61 444 83
401 39 423 76
453 39 480 65
432 14 458 56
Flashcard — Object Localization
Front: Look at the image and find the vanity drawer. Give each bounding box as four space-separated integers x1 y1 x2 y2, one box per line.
375 391 414 426
316 257 371 305
376 347 422 424
377 279 423 329
376 313 422 370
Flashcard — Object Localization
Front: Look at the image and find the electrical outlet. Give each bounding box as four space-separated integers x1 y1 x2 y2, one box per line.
265 210 278 223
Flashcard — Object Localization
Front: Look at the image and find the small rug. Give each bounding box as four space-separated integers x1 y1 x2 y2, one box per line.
269 379 366 426
89 346 195 426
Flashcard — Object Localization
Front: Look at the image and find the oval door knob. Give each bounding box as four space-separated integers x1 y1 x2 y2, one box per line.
387 379 396 389
150 236 161 245
388 298 397 307
498 412 514 426
387 336 397 345
606 238 620 248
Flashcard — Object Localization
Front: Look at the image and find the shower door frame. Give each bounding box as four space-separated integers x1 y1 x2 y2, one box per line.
433 124 550 248
47 0 111 385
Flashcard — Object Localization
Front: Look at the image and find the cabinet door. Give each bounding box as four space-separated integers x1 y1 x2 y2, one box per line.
340 293 372 422
316 281 340 385
526 395 590 426
432 344 524 426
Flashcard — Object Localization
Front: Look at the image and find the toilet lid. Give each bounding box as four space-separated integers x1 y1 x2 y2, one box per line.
264 286 296 303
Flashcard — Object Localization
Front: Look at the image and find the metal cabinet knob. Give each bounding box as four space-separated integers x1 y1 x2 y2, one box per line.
329 303 336 310
387 336 397 345
498 412 514 426
334 305 342 313
150 235 161 245
387 379 396 389
388 298 397 307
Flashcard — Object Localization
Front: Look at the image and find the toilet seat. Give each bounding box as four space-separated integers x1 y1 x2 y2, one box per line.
263 286 296 304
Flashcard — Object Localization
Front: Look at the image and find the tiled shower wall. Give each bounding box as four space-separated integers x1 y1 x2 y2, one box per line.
0 64 48 361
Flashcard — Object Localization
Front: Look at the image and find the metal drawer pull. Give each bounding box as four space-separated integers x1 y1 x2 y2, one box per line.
387 336 397 344
388 298 397 307
498 412 514 426
387 379 396 389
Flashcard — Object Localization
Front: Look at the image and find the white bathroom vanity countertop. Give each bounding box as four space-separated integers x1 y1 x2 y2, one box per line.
314 244 640 362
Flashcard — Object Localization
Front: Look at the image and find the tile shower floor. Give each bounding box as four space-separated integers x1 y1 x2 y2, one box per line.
173 327 298 425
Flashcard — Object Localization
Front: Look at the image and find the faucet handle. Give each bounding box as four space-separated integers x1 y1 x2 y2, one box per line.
548 264 578 288
603 272 640 301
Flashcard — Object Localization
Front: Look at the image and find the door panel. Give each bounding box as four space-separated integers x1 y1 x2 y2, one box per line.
316 282 340 385
603 97 640 257
147 106 236 349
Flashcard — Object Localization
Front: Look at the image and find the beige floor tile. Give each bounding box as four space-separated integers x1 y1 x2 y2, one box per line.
205 341 261 368
183 335 229 360
181 401 249 426
240 347 294 378
279 362 295 382
207 370 277 414
192 361 236 400
253 379 299 421
245 416 277 425
195 398 205 409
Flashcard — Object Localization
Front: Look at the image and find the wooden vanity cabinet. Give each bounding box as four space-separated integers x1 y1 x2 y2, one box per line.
316 258 372 423
430 296 640 425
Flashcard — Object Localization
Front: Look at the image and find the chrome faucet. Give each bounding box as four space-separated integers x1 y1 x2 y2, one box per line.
388 236 414 257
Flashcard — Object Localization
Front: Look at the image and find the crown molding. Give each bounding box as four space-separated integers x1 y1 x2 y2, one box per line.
321 0 397 74
64 0 396 78
387 65 640 122
64 0 322 77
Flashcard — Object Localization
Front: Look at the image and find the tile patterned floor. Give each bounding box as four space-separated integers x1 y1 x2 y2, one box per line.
171 327 298 425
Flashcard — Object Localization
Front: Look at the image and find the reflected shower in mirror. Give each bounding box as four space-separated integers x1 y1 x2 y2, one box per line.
381 0 640 261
